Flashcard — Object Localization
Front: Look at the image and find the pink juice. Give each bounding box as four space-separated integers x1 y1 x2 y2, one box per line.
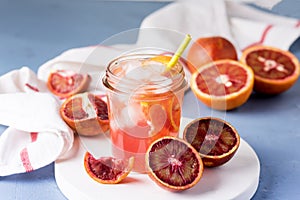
103 54 187 172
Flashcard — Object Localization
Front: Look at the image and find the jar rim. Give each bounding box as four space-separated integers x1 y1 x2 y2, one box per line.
102 53 187 96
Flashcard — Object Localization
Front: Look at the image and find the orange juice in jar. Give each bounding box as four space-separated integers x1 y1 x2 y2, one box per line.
102 53 187 173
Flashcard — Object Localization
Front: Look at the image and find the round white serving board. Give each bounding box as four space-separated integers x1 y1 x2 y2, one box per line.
55 117 260 200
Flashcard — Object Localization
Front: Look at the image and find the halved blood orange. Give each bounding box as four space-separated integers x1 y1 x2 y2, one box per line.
190 59 254 110
47 69 91 98
60 92 109 136
183 117 240 167
240 45 300 95
187 36 238 73
84 152 134 184
146 136 204 192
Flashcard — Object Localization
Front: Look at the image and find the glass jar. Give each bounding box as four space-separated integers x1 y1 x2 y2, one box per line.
102 53 187 173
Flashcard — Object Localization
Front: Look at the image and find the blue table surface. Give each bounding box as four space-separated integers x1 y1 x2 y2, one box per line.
0 0 300 199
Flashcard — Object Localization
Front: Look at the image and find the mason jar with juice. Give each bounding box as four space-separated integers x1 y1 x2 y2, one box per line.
103 51 188 173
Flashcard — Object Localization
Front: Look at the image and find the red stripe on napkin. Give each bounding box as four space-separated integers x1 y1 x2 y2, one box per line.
30 132 38 142
25 83 39 92
20 148 34 172
19 132 38 172
296 20 300 28
242 25 273 51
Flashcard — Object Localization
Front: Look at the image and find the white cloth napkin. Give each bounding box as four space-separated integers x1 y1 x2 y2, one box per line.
0 67 74 176
0 45 130 176
0 0 299 176
138 0 300 55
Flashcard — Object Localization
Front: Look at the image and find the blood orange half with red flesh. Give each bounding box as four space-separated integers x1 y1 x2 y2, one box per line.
47 69 91 98
84 152 134 184
183 117 240 167
240 45 300 95
190 59 254 110
146 136 203 192
60 92 109 136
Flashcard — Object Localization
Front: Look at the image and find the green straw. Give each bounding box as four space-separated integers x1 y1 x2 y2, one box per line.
166 34 192 71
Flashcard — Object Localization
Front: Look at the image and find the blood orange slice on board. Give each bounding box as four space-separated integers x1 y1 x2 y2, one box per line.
187 36 238 73
183 117 240 167
60 92 109 136
146 136 204 192
190 59 254 110
240 45 300 95
47 69 91 98
84 152 134 184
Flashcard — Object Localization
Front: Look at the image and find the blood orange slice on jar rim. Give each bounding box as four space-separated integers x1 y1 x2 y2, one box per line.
240 45 300 95
190 59 254 110
60 92 109 136
183 117 240 168
146 136 204 192
84 152 134 184
47 69 91 98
